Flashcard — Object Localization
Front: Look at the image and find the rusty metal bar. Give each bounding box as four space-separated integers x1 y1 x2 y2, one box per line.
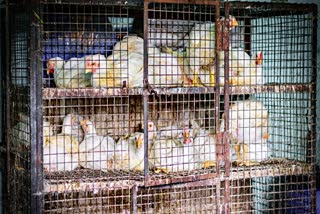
223 2 231 214
214 3 221 214
143 179 217 190
145 173 217 187
145 0 219 6
131 185 138 214
41 84 314 99
310 5 318 213
143 0 150 183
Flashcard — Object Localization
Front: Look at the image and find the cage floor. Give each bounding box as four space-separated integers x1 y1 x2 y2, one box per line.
42 84 312 99
44 159 311 193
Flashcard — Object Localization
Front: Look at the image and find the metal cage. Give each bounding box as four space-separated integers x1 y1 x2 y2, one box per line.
3 0 317 213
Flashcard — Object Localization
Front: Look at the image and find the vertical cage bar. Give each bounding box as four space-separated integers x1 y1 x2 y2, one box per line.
0 4 5 213
30 2 43 213
310 5 318 212
4 1 11 213
223 2 231 214
214 2 221 213
214 0 221 171
131 185 138 214
143 0 150 182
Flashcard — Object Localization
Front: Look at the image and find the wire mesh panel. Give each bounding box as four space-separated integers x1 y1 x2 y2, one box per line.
137 183 220 213
40 1 146 213
223 2 317 213
145 0 224 186
6 1 33 213
44 187 132 213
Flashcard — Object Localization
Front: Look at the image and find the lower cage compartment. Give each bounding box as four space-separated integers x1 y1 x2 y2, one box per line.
43 179 253 213
44 188 132 213
44 176 314 213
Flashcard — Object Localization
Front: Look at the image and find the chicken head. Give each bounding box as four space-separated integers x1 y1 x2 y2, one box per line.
85 54 106 74
47 57 64 75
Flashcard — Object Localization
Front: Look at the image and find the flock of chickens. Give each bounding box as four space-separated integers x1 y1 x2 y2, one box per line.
46 16 263 88
41 99 270 173
39 16 270 173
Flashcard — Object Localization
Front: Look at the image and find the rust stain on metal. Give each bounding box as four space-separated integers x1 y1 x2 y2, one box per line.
146 0 219 6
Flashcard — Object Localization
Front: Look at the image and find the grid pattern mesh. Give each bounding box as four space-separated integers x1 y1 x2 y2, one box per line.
4 0 317 213
6 1 32 213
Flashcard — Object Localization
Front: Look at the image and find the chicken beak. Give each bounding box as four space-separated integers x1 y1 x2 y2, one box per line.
80 120 88 133
136 135 143 149
183 129 191 144
85 60 92 73
85 68 92 74
262 133 269 140
232 18 238 27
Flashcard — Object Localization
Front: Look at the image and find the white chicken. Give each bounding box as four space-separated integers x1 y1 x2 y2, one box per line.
234 141 269 164
113 35 144 54
161 47 195 86
112 35 161 55
79 119 116 171
43 114 80 172
113 132 145 171
190 122 219 169
205 48 263 87
47 54 107 88
228 49 263 86
221 100 270 166
158 125 184 139
43 137 79 172
88 36 162 88
43 120 54 141
46 57 64 77
186 16 238 86
150 128 196 172
148 28 187 48
148 52 184 87
140 121 158 142
61 113 84 143
90 51 144 88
